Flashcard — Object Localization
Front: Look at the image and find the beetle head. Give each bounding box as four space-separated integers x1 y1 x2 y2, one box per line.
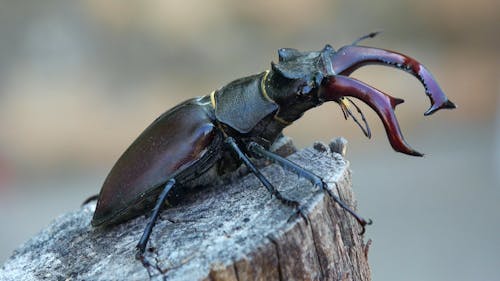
269 45 336 106
267 40 455 156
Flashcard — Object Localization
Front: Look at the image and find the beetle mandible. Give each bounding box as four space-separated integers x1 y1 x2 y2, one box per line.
90 32 456 262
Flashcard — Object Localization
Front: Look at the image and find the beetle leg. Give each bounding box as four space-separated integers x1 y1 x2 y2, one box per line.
330 45 456 116
320 75 423 156
225 137 308 223
248 142 372 234
81 194 99 206
136 179 176 259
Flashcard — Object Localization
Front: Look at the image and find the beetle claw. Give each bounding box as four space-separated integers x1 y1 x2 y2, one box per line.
323 186 372 234
330 45 455 117
316 44 456 155
357 218 373 235
321 75 424 156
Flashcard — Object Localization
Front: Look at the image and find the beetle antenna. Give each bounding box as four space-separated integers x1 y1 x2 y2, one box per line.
339 98 372 138
351 30 383 46
339 99 349 120
347 97 372 138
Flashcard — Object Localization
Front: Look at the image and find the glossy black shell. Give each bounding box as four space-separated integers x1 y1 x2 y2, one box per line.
92 97 222 226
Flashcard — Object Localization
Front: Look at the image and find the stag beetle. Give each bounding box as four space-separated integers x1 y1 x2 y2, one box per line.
90 32 455 263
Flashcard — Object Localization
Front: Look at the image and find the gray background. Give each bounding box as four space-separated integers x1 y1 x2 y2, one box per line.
0 1 498 280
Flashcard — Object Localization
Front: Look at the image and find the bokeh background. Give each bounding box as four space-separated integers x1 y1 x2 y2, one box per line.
0 1 498 280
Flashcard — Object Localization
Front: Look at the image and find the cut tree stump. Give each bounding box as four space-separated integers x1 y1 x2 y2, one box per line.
0 138 371 281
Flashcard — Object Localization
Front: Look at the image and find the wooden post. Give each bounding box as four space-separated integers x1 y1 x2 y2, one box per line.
0 138 371 281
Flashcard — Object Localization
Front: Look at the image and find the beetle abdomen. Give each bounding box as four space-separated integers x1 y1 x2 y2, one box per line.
92 98 221 226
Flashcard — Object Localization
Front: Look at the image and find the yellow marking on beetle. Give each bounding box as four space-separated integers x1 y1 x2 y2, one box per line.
210 90 216 109
260 70 292 126
339 97 349 111
274 115 292 126
260 70 275 103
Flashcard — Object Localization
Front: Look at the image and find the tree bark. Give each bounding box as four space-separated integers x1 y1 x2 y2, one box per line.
0 138 371 281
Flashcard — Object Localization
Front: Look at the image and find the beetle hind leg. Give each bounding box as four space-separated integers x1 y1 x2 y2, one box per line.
225 137 308 223
248 142 372 234
136 178 176 271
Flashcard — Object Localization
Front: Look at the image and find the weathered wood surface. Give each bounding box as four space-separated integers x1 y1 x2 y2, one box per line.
0 139 371 281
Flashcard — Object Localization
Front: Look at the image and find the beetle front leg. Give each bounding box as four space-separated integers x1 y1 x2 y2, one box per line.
248 142 372 234
225 137 308 223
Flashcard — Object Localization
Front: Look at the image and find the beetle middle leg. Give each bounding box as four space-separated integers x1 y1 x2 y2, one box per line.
247 142 372 234
225 137 308 222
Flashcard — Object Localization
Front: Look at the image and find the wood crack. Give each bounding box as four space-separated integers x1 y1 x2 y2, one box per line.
267 234 284 281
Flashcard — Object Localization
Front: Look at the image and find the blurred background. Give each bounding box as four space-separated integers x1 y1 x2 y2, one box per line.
0 0 498 280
